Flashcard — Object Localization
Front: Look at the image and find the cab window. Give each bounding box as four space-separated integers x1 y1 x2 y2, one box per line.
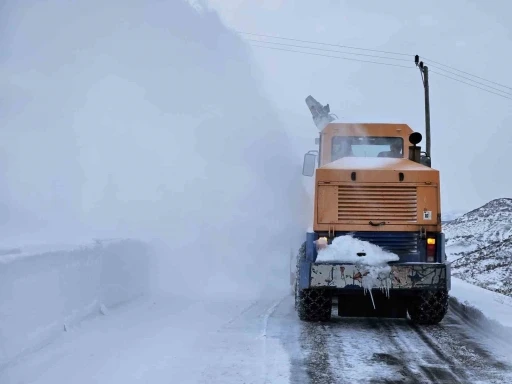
331 136 404 161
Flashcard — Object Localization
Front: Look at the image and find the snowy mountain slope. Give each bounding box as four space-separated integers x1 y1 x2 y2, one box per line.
444 198 512 296
448 236 512 296
445 198 512 253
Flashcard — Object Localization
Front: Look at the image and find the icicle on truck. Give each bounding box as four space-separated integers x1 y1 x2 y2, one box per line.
294 96 450 325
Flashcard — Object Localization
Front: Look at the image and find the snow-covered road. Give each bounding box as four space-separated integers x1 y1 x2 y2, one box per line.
271 298 512 383
2 289 511 384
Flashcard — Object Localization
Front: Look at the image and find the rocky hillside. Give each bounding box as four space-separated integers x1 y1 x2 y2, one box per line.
444 198 512 296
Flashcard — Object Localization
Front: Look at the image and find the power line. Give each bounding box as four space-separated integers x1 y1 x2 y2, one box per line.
248 43 416 69
239 30 512 95
422 56 512 91
249 38 512 97
429 70 512 101
424 62 512 96
238 30 411 57
251 44 511 101
245 38 411 62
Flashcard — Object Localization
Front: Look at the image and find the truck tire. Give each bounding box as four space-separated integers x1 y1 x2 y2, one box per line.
297 288 332 322
294 242 306 310
407 289 449 325
294 241 332 321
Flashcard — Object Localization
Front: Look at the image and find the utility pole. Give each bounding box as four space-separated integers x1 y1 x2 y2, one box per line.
415 55 431 159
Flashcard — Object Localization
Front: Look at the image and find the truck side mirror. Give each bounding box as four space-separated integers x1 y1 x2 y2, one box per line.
302 151 318 177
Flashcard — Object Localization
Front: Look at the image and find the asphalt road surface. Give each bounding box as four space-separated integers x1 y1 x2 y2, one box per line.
264 295 512 384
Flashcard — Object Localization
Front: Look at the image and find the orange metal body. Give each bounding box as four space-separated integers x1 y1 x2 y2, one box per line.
313 123 441 233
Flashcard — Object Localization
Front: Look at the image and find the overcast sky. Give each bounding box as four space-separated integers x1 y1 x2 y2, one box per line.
207 0 512 214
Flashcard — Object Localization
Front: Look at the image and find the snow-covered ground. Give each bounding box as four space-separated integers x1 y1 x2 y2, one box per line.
1 276 511 384
0 287 292 384
0 239 153 366
450 277 512 328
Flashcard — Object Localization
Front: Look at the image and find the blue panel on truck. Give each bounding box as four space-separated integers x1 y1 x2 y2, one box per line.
299 261 311 289
337 231 420 260
305 232 318 262
446 262 451 290
437 232 446 263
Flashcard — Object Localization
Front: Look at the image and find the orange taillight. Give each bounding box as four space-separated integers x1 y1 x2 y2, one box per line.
427 237 436 262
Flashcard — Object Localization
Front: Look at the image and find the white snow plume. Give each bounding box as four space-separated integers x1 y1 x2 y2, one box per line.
316 235 399 306
0 1 310 298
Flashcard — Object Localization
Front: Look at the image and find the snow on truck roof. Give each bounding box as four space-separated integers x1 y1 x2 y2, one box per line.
320 156 436 171
322 123 415 136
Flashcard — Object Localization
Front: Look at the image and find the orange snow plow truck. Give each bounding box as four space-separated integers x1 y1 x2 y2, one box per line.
294 95 450 325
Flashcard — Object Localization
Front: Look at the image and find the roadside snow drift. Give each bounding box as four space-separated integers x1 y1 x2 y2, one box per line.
449 277 512 364
450 277 512 329
0 239 152 366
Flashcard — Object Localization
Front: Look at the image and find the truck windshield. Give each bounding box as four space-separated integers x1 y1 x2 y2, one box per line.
331 136 404 161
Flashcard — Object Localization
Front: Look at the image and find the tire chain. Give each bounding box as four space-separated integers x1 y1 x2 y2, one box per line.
294 242 306 310
408 289 449 325
297 288 332 322
294 241 331 321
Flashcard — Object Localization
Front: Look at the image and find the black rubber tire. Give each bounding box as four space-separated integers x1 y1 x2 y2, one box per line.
297 288 332 322
407 289 449 325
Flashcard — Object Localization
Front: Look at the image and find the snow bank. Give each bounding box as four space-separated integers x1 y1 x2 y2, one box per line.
448 277 512 362
449 277 512 329
0 239 152 366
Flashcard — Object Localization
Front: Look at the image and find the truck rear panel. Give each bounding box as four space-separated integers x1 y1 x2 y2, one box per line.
310 262 450 291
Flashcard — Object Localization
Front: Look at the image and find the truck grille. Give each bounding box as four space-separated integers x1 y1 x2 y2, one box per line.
338 185 418 223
